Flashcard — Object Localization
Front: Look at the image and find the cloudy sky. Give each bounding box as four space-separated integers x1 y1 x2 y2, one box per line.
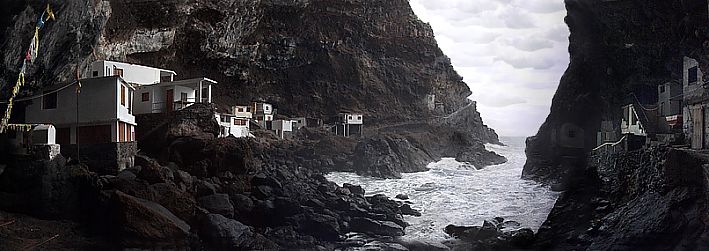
410 0 570 137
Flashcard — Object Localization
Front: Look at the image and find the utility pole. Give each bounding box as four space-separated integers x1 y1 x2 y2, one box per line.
76 69 81 164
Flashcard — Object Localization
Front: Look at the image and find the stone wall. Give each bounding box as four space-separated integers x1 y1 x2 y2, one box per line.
61 142 137 175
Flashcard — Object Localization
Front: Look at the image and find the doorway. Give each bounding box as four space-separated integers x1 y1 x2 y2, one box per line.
692 105 703 149
166 89 174 113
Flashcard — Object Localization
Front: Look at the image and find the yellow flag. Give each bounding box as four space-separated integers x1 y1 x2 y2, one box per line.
46 4 55 21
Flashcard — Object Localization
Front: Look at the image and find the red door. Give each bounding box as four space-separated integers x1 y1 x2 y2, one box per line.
166 89 174 113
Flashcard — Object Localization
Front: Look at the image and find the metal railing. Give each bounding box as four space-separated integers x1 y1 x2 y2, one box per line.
150 98 200 113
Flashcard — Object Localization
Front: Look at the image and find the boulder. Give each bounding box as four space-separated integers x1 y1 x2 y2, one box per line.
296 213 342 241
343 183 365 196
400 204 421 217
349 217 405 237
200 214 278 250
111 191 190 247
198 193 235 218
395 194 409 200
230 194 255 215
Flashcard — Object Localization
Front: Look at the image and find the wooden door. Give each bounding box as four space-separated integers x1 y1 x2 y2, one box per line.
166 89 174 113
692 106 703 149
119 122 126 142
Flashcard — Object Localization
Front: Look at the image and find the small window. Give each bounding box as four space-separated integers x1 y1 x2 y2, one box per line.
688 66 698 84
93 71 98 77
568 130 576 138
181 92 188 102
120 86 126 106
348 115 353 120
42 91 57 109
141 92 150 102
202 88 208 98
659 85 665 93
357 115 362 120
114 68 124 77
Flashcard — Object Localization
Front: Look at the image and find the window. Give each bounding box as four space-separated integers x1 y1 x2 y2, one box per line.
181 92 188 102
568 130 576 138
114 68 124 77
161 76 172 82
141 92 150 102
120 86 126 106
202 88 208 98
688 66 698 84
42 91 57 109
357 115 362 120
234 119 247 126
659 85 665 93
348 115 353 120
93 71 98 77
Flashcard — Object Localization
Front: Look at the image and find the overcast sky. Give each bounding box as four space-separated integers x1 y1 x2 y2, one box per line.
410 0 570 137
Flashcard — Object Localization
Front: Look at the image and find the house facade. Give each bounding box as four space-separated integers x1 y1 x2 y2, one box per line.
90 60 176 85
91 60 214 115
24 76 137 173
331 113 363 137
272 119 295 139
252 102 274 129
134 78 215 114
216 106 252 138
682 56 709 149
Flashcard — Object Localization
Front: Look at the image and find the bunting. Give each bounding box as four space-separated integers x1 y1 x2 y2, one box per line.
0 4 56 133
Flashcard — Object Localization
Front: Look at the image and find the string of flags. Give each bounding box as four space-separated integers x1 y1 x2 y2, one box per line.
0 4 55 133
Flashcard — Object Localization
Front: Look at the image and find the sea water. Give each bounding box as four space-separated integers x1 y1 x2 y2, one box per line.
325 137 558 242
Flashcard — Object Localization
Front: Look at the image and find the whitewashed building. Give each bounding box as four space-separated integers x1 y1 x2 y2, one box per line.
134 78 215 114
90 60 214 115
272 119 295 139
24 76 137 173
216 106 252 138
331 113 363 137
252 102 274 129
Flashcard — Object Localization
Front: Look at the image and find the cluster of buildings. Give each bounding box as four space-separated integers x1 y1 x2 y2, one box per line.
1 60 364 174
595 56 709 151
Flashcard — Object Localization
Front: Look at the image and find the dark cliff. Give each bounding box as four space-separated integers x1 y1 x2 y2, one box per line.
524 0 709 185
523 0 709 250
0 0 502 175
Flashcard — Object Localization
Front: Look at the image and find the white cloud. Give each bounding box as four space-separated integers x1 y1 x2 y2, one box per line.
411 0 570 137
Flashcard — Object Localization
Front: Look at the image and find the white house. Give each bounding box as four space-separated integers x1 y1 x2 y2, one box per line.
133 78 215 114
272 119 295 139
25 76 136 144
23 75 137 173
216 106 252 138
90 60 176 85
252 102 274 129
91 60 214 115
291 117 307 130
331 113 363 137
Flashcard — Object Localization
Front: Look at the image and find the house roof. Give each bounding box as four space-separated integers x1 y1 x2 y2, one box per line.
627 100 670 135
96 60 177 76
144 77 217 88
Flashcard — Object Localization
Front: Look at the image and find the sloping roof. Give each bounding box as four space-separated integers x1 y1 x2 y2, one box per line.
630 100 669 135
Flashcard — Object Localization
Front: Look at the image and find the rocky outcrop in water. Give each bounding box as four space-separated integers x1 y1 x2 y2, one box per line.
443 217 535 250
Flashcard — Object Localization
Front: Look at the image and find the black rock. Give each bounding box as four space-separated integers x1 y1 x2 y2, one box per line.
343 183 365 196
200 214 278 250
197 194 235 218
395 194 409 200
399 204 421 217
348 217 405 237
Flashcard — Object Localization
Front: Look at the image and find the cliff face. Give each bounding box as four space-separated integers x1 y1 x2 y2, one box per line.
1 0 472 124
524 0 709 250
523 0 709 185
0 0 502 175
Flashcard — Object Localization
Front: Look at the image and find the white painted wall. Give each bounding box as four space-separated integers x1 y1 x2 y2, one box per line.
25 76 135 144
90 60 175 85
342 113 363 125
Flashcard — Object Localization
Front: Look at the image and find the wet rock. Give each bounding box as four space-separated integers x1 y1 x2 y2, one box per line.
110 191 190 247
395 194 409 200
197 193 234 218
349 217 405 237
399 240 451 251
296 213 342 241
200 214 278 250
352 135 433 179
399 204 421 217
343 183 365 196
117 170 137 181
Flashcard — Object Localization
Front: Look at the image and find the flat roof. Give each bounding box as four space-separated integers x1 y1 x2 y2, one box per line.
144 77 217 88
96 60 178 76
